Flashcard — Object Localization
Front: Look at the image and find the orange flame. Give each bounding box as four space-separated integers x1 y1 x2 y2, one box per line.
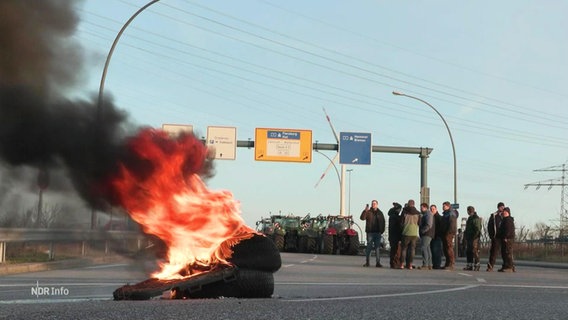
109 129 255 279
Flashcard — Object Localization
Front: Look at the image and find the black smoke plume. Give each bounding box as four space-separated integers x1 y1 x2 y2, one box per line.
0 1 215 217
0 1 132 211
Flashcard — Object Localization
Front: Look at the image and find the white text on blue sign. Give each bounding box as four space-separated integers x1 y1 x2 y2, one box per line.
267 131 300 139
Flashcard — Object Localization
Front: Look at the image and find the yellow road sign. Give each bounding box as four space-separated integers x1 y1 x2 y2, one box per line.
255 128 312 163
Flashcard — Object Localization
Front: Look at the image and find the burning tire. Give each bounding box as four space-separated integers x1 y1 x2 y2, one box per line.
173 268 274 299
114 233 281 300
113 267 274 300
228 234 281 272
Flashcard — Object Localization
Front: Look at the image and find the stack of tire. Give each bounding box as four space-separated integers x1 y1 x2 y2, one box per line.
179 233 281 299
113 234 281 300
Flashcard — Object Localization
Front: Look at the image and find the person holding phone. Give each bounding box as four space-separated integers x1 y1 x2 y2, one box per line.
360 200 386 267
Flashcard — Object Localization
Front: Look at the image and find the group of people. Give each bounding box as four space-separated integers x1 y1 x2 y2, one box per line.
359 200 516 272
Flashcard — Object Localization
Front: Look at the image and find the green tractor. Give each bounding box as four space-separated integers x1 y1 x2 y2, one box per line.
255 217 276 240
298 214 329 253
273 215 302 252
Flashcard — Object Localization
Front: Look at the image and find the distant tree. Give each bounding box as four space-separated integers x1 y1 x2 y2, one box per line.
516 225 529 242
480 219 489 245
37 203 79 228
528 222 554 241
0 203 79 228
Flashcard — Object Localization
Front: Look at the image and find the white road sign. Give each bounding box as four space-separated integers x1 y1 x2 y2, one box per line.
162 124 193 136
206 126 237 160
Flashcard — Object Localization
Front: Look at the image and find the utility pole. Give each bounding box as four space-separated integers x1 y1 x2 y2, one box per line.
346 169 353 215
524 162 568 238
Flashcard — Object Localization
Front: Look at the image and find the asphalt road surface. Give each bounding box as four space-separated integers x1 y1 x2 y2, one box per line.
1 253 567 319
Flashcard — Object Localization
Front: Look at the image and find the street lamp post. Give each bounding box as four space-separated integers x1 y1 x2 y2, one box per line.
346 169 353 215
392 91 457 206
393 90 458 261
92 0 160 230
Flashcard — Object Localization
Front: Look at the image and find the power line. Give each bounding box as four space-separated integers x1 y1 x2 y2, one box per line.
525 162 568 236
78 11 568 149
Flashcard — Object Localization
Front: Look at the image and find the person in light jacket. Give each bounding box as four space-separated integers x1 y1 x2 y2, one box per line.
399 200 421 269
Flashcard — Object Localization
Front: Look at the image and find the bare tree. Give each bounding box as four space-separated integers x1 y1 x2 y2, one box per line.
37 203 78 228
516 225 529 242
528 222 555 241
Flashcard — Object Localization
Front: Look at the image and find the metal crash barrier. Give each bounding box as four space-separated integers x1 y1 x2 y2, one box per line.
0 228 146 263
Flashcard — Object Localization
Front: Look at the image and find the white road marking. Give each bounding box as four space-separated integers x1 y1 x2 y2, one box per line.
285 284 480 302
84 264 130 269
477 278 487 283
0 297 110 304
0 282 129 287
458 273 473 277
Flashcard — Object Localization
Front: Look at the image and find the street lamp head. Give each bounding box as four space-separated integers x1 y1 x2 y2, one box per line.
392 90 404 96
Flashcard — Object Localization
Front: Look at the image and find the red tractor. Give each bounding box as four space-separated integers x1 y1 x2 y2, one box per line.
321 215 360 255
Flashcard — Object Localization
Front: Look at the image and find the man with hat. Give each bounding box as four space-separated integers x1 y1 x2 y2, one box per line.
487 202 505 271
497 207 515 272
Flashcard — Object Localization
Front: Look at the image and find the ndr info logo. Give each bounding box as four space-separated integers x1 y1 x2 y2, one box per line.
31 281 70 298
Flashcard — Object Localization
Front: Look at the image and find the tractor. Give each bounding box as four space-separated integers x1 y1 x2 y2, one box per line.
321 215 360 255
298 214 328 253
255 217 276 240
272 215 302 252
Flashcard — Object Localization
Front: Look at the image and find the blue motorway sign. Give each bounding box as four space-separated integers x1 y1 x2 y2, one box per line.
339 132 372 165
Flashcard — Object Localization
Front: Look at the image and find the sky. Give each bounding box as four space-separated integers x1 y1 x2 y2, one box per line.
4 0 568 233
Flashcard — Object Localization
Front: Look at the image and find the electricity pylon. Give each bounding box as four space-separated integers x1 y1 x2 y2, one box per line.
524 162 568 237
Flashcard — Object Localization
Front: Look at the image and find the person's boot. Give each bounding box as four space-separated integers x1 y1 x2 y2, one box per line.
463 264 473 271
363 259 370 267
486 263 493 272
474 263 480 271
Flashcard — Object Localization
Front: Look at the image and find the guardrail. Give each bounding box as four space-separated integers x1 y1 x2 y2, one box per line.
0 228 147 263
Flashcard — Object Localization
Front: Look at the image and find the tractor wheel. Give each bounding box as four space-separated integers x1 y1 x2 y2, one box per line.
346 235 360 255
306 238 317 253
298 236 308 253
178 268 274 299
228 234 281 272
322 234 334 254
274 234 285 252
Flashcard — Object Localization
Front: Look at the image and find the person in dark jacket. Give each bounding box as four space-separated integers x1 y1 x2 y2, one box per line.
418 203 435 270
441 201 458 270
497 207 515 272
387 202 403 269
360 200 386 267
463 206 482 271
430 204 444 269
487 202 505 271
